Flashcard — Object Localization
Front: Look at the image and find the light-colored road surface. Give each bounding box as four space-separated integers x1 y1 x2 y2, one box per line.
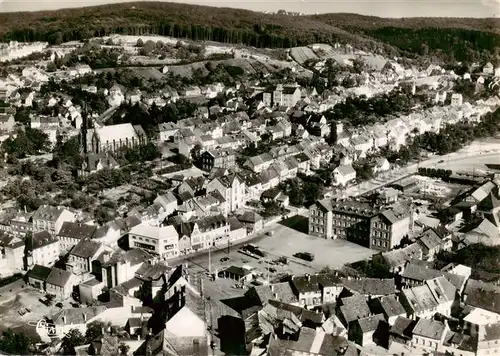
341 142 500 198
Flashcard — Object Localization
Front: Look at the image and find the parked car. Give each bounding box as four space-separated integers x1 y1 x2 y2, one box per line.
220 257 230 262
294 252 315 262
56 302 63 308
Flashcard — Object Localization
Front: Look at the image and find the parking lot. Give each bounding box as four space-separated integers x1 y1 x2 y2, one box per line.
185 214 376 298
0 279 74 341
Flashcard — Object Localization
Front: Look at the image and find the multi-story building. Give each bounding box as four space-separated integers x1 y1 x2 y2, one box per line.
290 273 343 307
309 198 412 251
370 202 412 251
57 222 97 254
128 223 179 259
200 149 236 172
272 84 301 107
172 214 229 254
66 239 106 279
0 232 25 275
26 231 60 268
32 205 75 235
206 173 246 212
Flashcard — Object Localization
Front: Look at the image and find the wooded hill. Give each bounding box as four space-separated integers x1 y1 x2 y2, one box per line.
0 1 499 63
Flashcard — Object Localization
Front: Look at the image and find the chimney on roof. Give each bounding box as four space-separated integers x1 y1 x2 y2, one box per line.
62 316 66 324
83 313 87 322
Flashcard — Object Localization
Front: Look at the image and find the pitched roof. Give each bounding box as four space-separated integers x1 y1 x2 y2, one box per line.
32 205 69 222
46 268 74 287
339 295 371 324
28 264 52 281
417 228 443 251
292 274 342 294
390 316 416 339
342 278 395 296
334 164 355 177
412 318 447 340
97 123 138 142
58 222 96 239
356 314 385 333
463 279 500 314
376 295 406 317
70 239 102 259
27 231 58 251
238 211 263 224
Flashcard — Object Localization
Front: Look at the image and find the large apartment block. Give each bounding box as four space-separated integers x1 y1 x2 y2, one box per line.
309 198 412 251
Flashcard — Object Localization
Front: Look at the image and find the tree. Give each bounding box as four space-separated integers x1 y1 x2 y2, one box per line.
136 38 144 47
85 321 104 343
0 329 33 354
46 61 57 72
61 328 85 355
118 342 130 355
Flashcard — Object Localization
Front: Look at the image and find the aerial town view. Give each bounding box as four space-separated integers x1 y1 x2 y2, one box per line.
0 1 498 355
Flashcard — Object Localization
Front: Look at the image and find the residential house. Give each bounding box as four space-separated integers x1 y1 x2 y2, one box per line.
128 223 179 259
389 316 417 346
0 114 15 132
451 93 464 106
45 267 78 300
27 264 52 290
342 278 396 298
32 205 75 235
369 296 406 326
158 122 179 142
0 232 25 275
416 228 449 261
244 153 274 173
351 135 372 155
373 158 390 174
206 173 246 212
337 294 372 328
348 314 385 347
399 276 456 319
401 262 467 294
99 248 150 289
462 279 500 317
333 164 356 186
153 192 178 217
291 273 343 307
267 328 358 356
238 212 263 234
66 239 106 280
25 231 60 268
201 149 236 172
272 84 302 107
178 176 205 198
57 222 97 253
410 318 449 353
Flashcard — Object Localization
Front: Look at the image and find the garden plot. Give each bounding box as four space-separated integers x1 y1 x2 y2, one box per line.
290 47 318 65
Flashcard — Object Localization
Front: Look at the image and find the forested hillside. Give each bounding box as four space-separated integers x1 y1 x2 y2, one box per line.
0 1 499 63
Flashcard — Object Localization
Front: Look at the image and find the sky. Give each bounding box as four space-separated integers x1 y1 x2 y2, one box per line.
0 0 498 17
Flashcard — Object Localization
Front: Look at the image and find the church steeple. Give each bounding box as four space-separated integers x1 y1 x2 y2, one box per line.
80 103 88 154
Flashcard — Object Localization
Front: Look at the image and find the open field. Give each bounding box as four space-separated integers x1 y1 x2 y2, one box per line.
185 214 376 297
0 280 75 341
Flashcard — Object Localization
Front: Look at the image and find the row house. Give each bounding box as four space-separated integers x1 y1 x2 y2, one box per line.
172 214 229 254
290 273 343 307
57 222 97 253
399 276 456 319
245 153 274 173
177 192 227 220
32 205 75 235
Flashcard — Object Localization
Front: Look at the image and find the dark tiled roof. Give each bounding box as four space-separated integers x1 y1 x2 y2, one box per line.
28 264 52 281
268 300 324 325
292 274 343 294
28 231 58 251
376 295 406 317
356 314 385 333
70 239 102 259
342 278 396 296
464 279 500 314
339 295 371 324
390 316 417 339
412 318 447 340
58 222 96 240
46 268 73 287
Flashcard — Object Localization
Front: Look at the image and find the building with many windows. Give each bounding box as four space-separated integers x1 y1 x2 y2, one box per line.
128 223 179 259
309 198 412 251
